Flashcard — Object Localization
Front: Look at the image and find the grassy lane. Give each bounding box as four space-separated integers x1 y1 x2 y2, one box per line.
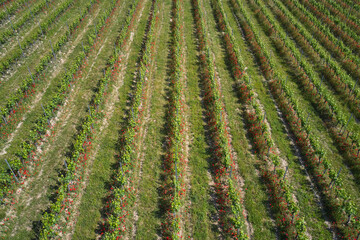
0 0 75 77
134 1 171 239
0 0 100 152
262 0 360 124
221 0 334 237
181 0 217 238
0 0 56 48
232 0 360 206
3 0 360 239
228 0 360 237
241 0 336 237
71 0 152 238
0 0 33 25
0 0 105 165
0 1 130 238
251 0 360 201
0 0 57 57
0 0 104 197
0 0 59 59
268 0 360 181
296 0 360 56
0 0 87 92
205 0 318 238
207 2 283 239
309 0 360 41
201 0 279 239
157 0 192 238
275 0 360 146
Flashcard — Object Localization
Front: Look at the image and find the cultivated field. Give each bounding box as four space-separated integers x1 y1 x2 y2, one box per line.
0 0 360 239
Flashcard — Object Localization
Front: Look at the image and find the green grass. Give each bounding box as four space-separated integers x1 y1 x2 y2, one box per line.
197 0 278 238
182 0 217 238
0 0 62 52
1 0 360 239
0 1 131 238
135 1 172 238
273 0 360 162
0 0 108 162
0 0 104 157
269 0 360 191
223 0 358 237
0 0 87 99
250 0 360 203
72 0 154 238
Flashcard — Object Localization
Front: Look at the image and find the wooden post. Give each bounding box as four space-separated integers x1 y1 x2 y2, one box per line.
41 103 46 116
5 159 19 183
306 112 310 123
320 75 324 88
350 79 358 95
341 114 353 135
50 40 56 59
82 41 86 59
175 161 178 181
28 4 34 20
262 111 266 123
346 131 350 140
38 20 43 35
283 166 288 181
8 15 15 33
330 167 341 189
28 67 34 83
17 38 24 57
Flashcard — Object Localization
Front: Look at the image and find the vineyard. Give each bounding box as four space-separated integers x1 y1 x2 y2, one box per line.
0 0 360 239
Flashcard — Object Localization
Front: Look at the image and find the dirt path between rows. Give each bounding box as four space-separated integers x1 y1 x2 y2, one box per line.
0 0 71 59
0 2 102 157
130 2 164 239
176 1 193 237
0 2 118 237
200 0 253 237
63 2 148 239
0 0 93 89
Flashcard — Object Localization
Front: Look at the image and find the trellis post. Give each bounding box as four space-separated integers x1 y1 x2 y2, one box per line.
17 38 24 57
5 159 19 183
341 114 353 135
50 40 56 59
